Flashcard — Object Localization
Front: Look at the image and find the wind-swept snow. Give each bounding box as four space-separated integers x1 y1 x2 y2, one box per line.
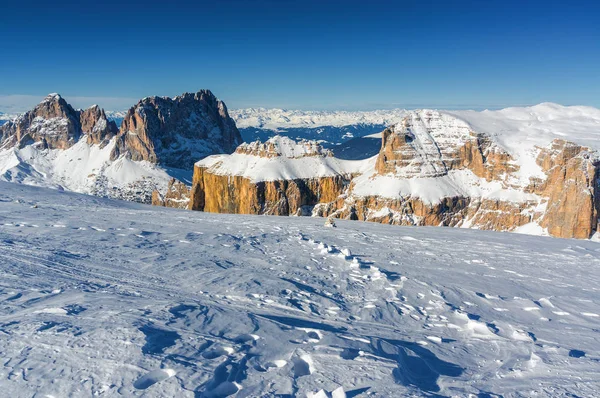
0 182 599 397
0 137 187 202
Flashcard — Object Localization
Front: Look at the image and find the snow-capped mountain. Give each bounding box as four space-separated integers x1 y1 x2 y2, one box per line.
230 108 408 148
0 91 242 203
189 104 600 239
105 110 127 127
1 181 599 396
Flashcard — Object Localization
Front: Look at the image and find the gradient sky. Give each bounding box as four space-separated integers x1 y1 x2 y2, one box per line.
1 0 599 110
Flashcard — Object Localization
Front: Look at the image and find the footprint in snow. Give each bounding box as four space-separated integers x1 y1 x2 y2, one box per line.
292 354 313 377
233 333 260 343
202 345 235 359
134 369 176 390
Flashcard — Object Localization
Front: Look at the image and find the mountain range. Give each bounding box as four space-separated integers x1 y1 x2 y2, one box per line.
0 91 241 203
2 93 600 240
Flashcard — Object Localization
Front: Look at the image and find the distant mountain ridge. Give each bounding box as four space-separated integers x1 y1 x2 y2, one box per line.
230 108 408 148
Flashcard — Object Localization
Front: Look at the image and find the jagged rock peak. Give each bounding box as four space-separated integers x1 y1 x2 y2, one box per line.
0 94 116 150
28 92 78 120
235 136 332 158
112 89 243 168
41 93 63 102
80 105 118 146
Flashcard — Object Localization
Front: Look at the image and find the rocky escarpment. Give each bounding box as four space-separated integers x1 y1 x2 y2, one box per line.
323 110 538 233
152 178 191 209
189 136 349 215
535 140 600 239
111 90 242 169
182 110 600 240
0 94 117 150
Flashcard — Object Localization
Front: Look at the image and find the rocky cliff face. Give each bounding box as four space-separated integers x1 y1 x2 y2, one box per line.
374 112 517 181
111 90 242 169
80 105 118 147
183 110 600 240
189 137 348 215
535 140 600 239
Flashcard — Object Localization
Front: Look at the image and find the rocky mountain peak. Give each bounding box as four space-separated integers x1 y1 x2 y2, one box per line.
30 92 78 121
0 94 116 150
80 105 118 146
112 89 243 169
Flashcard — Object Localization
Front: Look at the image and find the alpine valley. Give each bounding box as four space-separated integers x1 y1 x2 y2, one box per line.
2 92 600 240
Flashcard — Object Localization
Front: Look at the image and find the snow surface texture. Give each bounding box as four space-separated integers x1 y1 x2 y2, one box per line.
0 181 599 397
0 136 189 203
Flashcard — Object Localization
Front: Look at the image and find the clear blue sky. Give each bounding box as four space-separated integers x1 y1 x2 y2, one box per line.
1 0 599 110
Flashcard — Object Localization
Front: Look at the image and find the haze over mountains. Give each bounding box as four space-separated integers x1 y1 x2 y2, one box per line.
2 91 600 240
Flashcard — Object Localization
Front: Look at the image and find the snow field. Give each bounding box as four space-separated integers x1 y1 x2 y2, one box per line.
0 182 599 396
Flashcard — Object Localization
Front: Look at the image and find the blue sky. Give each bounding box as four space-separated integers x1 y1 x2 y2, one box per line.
1 0 598 110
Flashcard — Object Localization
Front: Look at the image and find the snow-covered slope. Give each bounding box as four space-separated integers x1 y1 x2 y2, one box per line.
452 103 600 153
0 138 184 202
451 103 600 185
1 182 599 397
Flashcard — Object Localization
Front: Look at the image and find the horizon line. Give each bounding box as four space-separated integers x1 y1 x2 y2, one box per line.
0 94 597 114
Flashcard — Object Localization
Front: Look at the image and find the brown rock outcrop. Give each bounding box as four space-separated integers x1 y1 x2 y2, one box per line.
536 140 600 239
80 105 118 147
111 90 242 169
235 137 331 158
375 111 517 181
152 178 191 209
313 194 537 233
